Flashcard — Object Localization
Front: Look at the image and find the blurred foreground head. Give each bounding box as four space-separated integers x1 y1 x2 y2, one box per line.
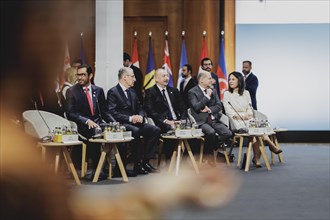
70 164 240 219
0 1 73 219
0 112 73 220
0 0 71 117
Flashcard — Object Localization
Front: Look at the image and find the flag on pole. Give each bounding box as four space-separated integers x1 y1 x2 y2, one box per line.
80 32 86 64
143 35 156 90
162 33 174 87
59 43 71 89
217 34 228 100
177 34 188 90
198 32 208 73
200 36 208 60
132 35 140 68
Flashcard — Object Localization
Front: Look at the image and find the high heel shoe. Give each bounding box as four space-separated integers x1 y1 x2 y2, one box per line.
270 147 283 155
252 158 262 168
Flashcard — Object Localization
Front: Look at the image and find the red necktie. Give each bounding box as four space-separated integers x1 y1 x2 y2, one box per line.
85 87 94 116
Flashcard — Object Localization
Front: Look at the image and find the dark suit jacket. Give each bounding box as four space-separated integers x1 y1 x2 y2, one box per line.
180 77 198 108
245 73 259 110
188 85 223 126
66 84 113 138
144 85 187 131
130 64 143 104
211 72 220 98
107 84 145 123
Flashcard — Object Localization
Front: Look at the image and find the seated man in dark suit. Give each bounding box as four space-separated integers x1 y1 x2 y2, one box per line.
66 64 115 178
107 67 161 175
188 70 232 164
144 68 187 160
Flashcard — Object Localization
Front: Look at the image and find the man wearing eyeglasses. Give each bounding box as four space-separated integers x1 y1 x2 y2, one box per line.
66 64 114 180
201 57 220 98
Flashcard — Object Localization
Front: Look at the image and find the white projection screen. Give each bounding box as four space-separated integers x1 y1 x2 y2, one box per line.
235 0 330 131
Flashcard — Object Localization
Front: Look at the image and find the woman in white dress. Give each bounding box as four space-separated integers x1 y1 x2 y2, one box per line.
223 71 282 167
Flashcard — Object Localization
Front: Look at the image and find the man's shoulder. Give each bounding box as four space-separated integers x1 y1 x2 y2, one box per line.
188 85 200 94
130 65 142 73
69 84 81 93
250 73 258 80
91 84 104 91
107 84 120 92
167 86 179 93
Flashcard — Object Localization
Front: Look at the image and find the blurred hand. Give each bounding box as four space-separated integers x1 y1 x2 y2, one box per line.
206 88 213 97
87 120 99 129
201 106 211 113
132 115 143 124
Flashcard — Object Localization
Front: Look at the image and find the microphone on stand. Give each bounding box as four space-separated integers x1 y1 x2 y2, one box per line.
93 92 105 124
249 103 256 119
227 101 248 133
33 100 54 142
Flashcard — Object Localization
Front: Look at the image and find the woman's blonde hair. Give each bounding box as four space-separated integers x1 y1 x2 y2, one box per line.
64 67 77 84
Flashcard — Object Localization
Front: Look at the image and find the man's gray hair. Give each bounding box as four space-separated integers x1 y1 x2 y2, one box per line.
118 67 131 80
197 69 209 82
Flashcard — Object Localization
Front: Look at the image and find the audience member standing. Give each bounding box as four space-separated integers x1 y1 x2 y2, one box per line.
188 70 232 164
107 67 161 175
66 64 114 177
201 58 220 98
123 52 143 104
242 60 259 110
179 64 197 108
59 67 77 113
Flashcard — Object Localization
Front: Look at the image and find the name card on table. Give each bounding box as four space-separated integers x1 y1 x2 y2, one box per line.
248 127 274 135
175 129 203 137
104 131 132 140
62 134 79 143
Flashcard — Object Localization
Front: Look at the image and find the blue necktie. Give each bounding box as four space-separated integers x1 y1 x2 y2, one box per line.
126 89 132 105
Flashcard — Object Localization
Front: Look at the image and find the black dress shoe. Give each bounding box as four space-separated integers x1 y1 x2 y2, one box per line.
84 169 107 181
133 163 148 175
143 162 160 173
113 169 137 178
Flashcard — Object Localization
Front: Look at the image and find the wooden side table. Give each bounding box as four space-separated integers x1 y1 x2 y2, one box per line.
230 133 272 172
38 141 85 185
161 135 203 176
269 128 288 164
89 137 133 183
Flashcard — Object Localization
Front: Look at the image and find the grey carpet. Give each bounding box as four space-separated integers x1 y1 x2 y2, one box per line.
70 143 330 220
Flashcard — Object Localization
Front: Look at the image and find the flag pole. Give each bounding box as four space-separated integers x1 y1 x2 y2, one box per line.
143 32 154 89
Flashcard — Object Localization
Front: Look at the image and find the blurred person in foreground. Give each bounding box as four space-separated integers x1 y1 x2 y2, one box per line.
222 71 282 167
0 1 75 219
0 1 239 219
